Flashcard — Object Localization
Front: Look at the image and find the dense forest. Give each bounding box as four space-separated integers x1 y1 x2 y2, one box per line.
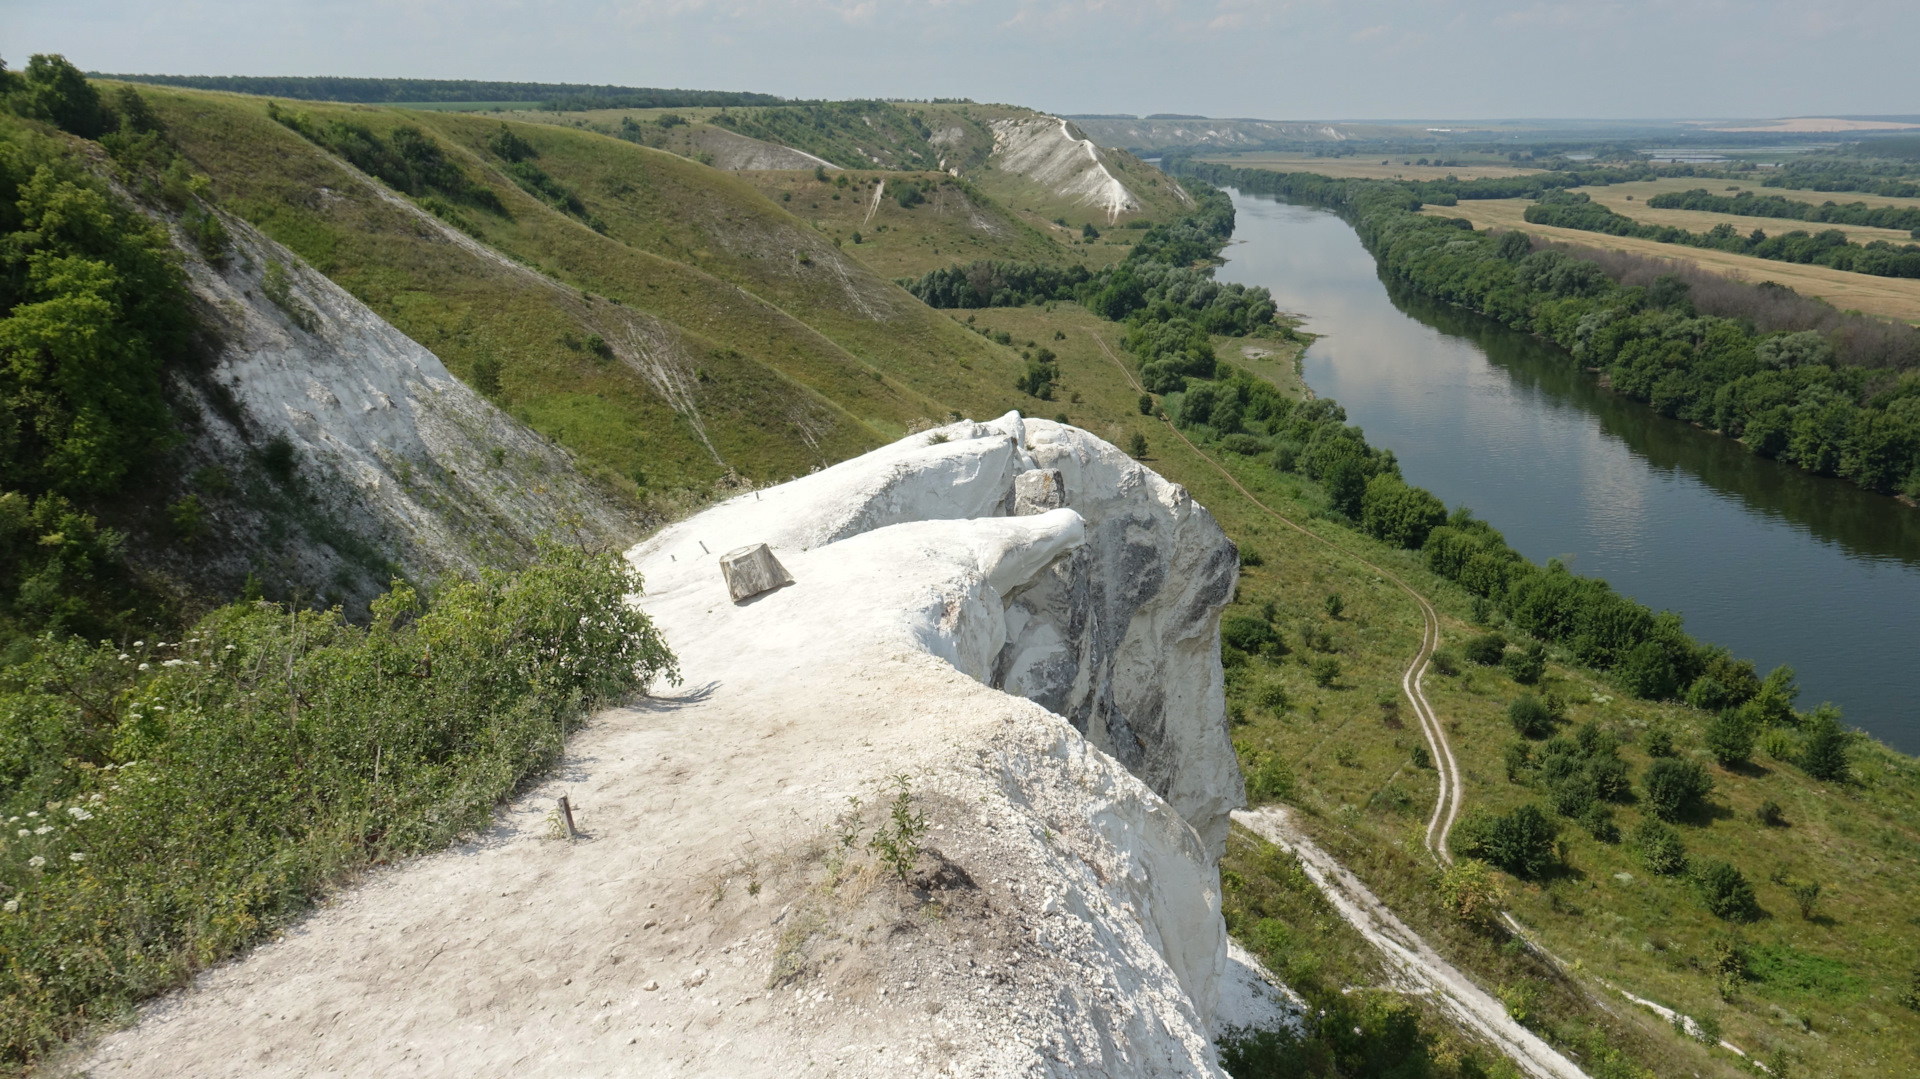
0 55 663 1063
1171 161 1920 503
1522 190 1920 279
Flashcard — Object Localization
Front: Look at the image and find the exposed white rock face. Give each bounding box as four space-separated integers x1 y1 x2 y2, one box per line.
630 413 1243 857
988 116 1142 222
154 212 634 607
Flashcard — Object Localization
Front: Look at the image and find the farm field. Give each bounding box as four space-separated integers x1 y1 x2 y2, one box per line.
1421 199 1920 324
1585 176 1920 213
1199 152 1543 182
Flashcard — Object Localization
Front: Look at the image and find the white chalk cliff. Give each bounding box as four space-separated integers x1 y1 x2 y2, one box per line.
78 416 1282 1078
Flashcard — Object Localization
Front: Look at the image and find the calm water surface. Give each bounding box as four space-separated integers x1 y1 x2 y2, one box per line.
1214 191 1920 753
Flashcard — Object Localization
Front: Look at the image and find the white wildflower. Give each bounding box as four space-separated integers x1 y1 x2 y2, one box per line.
119 654 131 661
15 830 26 839
66 807 91 821
138 663 150 671
68 852 85 863
133 640 144 647
162 659 185 667
225 644 236 651
33 826 53 836
88 793 102 802
2 900 15 913
154 705 166 711
27 856 44 869
26 812 37 818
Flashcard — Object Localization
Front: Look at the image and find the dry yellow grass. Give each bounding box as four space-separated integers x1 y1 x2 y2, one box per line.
1423 199 1920 324
1197 153 1540 182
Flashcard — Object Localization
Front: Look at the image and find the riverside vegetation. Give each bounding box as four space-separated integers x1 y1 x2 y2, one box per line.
1174 161 1920 505
7 56 1920 1077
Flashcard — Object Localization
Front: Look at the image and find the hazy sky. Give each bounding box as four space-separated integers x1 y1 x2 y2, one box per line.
7 0 1917 120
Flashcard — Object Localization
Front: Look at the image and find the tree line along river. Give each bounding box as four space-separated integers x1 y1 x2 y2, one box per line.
1214 189 1920 754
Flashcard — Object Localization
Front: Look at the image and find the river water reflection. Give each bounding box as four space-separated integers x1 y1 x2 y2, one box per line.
1214 190 1920 753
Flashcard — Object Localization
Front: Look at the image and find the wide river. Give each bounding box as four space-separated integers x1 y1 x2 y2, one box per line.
1214 190 1920 753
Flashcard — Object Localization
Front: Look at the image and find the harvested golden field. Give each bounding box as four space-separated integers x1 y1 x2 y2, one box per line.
1423 199 1920 324
1198 153 1540 182
1586 176 1920 215
1581 188 1918 247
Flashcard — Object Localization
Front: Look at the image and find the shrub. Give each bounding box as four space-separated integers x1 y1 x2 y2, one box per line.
1507 694 1552 738
1502 642 1546 685
1642 723 1676 758
1693 859 1760 922
1791 880 1822 920
1437 858 1506 930
1252 682 1289 714
1137 393 1153 415
1464 632 1506 666
1429 649 1460 676
1221 614 1278 655
1127 432 1148 459
1798 704 1852 782
1643 757 1713 821
1244 753 1294 804
1503 740 1533 782
1309 656 1341 688
1579 803 1619 842
1632 819 1688 875
1755 799 1784 826
0 542 675 1062
1322 592 1344 618
1703 709 1755 767
1456 803 1558 879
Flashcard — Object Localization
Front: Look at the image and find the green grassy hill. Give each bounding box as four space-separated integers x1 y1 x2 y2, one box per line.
133 87 1071 502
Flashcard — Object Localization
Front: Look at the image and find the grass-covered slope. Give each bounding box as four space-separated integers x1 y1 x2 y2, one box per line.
130 87 1043 498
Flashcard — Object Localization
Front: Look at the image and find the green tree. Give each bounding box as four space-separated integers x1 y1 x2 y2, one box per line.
7 55 109 138
1464 632 1506 666
1359 474 1447 549
1798 704 1852 782
1703 708 1756 767
1456 803 1558 879
1502 641 1546 684
0 148 189 495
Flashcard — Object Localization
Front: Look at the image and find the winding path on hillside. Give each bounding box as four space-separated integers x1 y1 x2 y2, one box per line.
1088 329 1771 1072
1086 332 1465 861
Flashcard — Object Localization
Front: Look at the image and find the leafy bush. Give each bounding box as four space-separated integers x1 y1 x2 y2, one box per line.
1252 681 1289 714
0 125 190 495
1502 642 1546 685
1437 858 1505 930
1464 632 1506 666
1642 723 1675 758
0 543 675 1063
1244 753 1294 805
1221 613 1279 656
1309 656 1341 688
1359 474 1446 549
1693 859 1761 922
1455 803 1558 879
1703 708 1755 767
1798 704 1853 782
1507 694 1551 737
1631 818 1688 875
1643 757 1713 821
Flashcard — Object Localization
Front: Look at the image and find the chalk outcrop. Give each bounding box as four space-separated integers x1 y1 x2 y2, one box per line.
153 211 635 610
76 416 1278 1078
988 116 1141 222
